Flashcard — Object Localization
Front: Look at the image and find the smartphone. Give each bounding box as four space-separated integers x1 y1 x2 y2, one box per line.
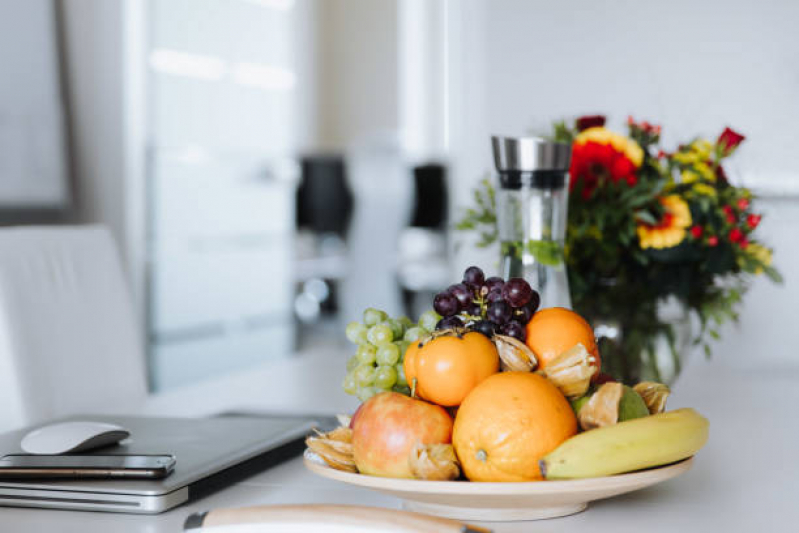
0 454 176 479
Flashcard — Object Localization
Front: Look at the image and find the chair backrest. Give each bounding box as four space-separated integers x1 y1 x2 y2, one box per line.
0 226 147 431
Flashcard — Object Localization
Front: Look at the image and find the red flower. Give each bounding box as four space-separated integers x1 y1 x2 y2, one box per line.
569 140 638 198
718 127 745 153
576 115 606 131
707 236 719 247
722 205 736 224
729 227 744 243
747 213 762 229
690 225 703 239
740 238 749 249
737 198 750 210
657 150 668 159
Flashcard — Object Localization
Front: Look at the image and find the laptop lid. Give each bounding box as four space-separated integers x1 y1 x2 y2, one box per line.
0 414 315 513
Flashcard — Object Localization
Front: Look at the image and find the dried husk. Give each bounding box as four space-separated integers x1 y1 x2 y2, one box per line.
541 343 598 398
578 382 623 431
305 426 356 473
493 334 537 372
336 414 352 428
633 382 671 414
408 443 460 481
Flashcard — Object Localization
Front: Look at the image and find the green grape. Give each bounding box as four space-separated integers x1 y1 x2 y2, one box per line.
376 343 400 366
398 316 414 330
367 324 394 345
356 386 379 403
346 355 360 372
393 340 410 361
386 319 404 339
345 321 368 344
395 363 408 386
354 364 376 386
356 344 376 365
363 308 388 326
418 310 441 331
404 326 426 343
374 365 397 389
342 372 358 395
392 385 411 395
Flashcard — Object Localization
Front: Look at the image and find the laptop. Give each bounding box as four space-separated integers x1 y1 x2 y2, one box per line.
0 414 318 514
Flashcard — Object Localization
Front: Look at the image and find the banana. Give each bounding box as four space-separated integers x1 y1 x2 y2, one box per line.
540 408 709 479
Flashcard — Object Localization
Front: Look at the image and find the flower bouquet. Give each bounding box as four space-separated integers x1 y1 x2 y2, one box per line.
458 115 780 382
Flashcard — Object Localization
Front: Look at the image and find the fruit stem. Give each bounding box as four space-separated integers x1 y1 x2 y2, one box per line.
538 459 547 479
411 378 418 399
476 449 487 463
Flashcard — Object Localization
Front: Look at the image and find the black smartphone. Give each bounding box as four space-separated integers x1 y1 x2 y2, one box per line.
0 454 176 479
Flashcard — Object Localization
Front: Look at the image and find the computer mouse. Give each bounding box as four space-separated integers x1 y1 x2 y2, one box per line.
20 421 130 455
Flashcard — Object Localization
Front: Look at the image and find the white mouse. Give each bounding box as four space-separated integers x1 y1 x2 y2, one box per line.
21 421 130 455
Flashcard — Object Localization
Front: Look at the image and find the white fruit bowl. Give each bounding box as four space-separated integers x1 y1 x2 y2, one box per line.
304 450 693 522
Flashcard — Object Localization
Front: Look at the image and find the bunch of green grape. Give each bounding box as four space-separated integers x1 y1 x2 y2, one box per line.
342 308 440 402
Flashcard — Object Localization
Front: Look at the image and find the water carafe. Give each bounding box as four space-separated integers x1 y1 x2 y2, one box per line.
492 136 572 308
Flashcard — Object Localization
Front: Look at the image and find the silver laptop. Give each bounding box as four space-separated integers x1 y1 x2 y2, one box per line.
0 414 317 514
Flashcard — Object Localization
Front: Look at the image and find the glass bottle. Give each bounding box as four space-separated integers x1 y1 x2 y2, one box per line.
492 136 572 308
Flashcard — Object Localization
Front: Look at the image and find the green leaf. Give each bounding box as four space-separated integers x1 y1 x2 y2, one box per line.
526 240 564 266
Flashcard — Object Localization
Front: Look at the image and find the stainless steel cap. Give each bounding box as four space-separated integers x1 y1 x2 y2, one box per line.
491 136 572 172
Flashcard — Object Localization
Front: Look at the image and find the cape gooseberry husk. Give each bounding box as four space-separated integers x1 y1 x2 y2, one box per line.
540 343 597 398
633 381 671 414
408 443 460 481
578 382 623 430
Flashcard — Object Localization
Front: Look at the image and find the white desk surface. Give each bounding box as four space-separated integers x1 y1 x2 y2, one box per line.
2 349 798 532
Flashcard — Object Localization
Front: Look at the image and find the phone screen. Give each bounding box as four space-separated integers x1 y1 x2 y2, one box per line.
0 454 175 470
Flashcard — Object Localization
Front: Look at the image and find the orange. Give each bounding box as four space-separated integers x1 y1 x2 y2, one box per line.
525 307 600 370
404 332 499 407
453 372 577 481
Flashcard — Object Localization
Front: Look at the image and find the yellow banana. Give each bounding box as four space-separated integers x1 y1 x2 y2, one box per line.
540 408 709 479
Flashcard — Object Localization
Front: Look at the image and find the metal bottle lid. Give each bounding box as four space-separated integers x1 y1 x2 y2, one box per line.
491 136 572 172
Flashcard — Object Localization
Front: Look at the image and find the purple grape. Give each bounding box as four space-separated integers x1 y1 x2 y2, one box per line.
466 301 482 317
527 291 541 314
462 266 485 286
484 276 504 292
433 292 459 317
514 305 533 324
502 278 533 308
447 283 472 310
487 300 512 325
486 288 504 304
500 320 526 342
471 320 496 338
436 315 463 330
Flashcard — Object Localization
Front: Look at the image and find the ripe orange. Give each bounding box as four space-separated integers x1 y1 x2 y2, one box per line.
453 372 577 481
404 332 499 407
525 307 600 370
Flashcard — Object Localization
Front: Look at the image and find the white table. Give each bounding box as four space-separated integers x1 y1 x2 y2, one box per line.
2 351 798 532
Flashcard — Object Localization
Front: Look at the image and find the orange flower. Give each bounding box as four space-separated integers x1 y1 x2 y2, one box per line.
637 196 692 250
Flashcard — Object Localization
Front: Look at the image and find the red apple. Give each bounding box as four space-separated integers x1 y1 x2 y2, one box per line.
352 392 453 479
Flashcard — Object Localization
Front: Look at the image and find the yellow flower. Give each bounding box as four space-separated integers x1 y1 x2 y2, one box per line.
692 139 713 160
747 243 773 273
694 162 716 181
575 127 644 167
672 151 699 165
681 170 699 184
693 183 717 197
637 195 693 250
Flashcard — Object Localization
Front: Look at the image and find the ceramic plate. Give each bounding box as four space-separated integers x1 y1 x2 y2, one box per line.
304 450 693 521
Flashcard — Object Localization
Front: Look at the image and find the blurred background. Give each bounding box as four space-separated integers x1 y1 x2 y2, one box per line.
2 0 796 392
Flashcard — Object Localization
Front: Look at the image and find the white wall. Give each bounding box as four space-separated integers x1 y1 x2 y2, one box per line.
315 0 399 150
446 0 799 367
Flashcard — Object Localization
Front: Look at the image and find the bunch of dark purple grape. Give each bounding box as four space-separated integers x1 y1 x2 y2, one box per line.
432 266 540 342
